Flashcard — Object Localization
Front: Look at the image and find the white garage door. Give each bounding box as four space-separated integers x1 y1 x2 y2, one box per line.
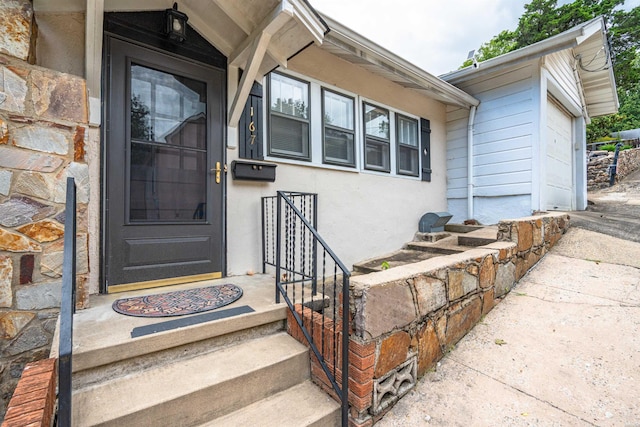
545 97 573 211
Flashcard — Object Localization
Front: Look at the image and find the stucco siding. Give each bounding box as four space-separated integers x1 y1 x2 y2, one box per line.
226 46 449 275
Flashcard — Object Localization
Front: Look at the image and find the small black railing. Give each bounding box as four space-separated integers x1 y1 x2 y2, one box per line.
262 191 350 426
58 177 77 427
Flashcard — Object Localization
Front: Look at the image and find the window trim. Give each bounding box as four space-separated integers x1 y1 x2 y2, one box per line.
395 113 420 177
262 70 427 181
267 71 311 161
362 102 391 173
322 87 356 167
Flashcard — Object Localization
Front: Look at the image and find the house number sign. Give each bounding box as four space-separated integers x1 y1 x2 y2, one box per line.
249 106 257 145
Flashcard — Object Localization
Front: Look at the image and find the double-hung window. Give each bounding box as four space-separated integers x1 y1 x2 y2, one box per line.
363 103 390 172
322 89 355 167
268 72 310 160
396 114 419 176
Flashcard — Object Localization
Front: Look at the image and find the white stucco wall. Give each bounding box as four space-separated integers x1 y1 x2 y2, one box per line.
226 46 449 275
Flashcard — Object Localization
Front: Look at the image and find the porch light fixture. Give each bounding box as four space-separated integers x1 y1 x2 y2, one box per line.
165 3 188 42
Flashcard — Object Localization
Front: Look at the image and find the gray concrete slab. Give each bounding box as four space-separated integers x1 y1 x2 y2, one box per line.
377 228 640 426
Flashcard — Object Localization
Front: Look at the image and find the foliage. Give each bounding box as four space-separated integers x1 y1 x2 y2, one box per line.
461 0 640 143
598 143 632 151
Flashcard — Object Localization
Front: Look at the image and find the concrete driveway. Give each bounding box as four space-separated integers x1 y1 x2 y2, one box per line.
376 227 640 426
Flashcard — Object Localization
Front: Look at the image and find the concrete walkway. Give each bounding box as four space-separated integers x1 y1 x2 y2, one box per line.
376 227 640 426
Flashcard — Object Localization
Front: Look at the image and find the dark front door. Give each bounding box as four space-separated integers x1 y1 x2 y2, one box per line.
104 36 225 292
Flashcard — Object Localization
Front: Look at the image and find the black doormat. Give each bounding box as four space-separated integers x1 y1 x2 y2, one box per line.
112 284 243 317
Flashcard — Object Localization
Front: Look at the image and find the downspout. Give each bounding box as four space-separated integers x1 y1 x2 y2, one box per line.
467 105 477 220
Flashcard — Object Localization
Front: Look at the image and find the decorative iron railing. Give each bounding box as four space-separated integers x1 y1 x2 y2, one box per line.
262 191 350 426
58 177 77 427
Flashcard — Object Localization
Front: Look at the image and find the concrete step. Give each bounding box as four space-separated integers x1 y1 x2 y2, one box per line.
72 332 311 427
200 380 340 427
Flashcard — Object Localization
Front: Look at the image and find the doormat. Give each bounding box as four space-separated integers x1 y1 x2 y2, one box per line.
112 284 243 317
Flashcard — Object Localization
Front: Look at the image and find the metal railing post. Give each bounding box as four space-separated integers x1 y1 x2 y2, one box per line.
275 193 282 304
58 177 77 427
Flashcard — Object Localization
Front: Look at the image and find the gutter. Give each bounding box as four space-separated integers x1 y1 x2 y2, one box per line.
467 105 477 220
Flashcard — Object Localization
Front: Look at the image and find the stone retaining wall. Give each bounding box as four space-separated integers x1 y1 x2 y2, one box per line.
587 147 640 190
289 213 569 427
0 1 89 418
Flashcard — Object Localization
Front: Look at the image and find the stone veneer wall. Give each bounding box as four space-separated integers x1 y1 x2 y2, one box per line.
0 1 89 418
587 147 640 190
288 213 569 427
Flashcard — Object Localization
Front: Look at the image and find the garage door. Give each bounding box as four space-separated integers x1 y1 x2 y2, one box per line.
545 97 573 211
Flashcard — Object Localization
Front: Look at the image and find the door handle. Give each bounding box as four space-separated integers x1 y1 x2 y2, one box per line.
212 162 227 184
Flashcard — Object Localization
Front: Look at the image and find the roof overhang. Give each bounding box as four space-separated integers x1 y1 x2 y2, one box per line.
318 15 479 109
34 0 329 127
442 16 618 119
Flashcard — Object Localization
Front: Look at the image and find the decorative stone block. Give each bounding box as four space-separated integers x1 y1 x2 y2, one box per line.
356 281 417 339
0 311 34 339
40 233 88 277
74 126 86 161
533 219 543 246
19 253 33 284
0 227 41 252
494 262 516 297
54 162 89 203
15 281 61 310
11 125 70 155
0 146 64 172
478 255 496 289
416 320 442 377
0 169 13 195
374 331 411 378
444 296 482 348
0 196 56 227
17 219 64 243
0 255 13 307
0 65 28 113
447 269 477 301
413 276 446 316
13 171 53 200
516 221 533 252
30 70 88 123
0 0 33 61
372 355 417 415
0 117 8 143
4 322 49 356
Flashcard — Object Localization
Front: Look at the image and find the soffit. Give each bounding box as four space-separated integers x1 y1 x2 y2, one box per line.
318 16 479 109
573 30 619 118
34 0 327 79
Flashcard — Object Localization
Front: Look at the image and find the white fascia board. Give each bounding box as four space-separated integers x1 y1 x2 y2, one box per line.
443 27 584 84
322 15 478 108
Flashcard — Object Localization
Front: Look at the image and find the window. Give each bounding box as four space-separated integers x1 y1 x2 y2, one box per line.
322 89 355 166
396 115 419 176
363 103 390 172
268 73 310 160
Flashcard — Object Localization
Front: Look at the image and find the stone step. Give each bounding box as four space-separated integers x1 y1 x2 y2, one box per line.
200 380 340 427
72 332 310 427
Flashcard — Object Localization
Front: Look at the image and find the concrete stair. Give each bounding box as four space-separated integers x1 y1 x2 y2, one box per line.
59 275 340 426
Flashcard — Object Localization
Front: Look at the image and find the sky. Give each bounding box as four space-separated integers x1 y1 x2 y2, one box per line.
310 0 640 76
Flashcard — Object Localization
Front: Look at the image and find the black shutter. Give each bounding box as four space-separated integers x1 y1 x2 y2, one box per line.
239 82 263 160
420 118 432 182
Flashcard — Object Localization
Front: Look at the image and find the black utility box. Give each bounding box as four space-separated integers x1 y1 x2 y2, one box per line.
231 161 277 182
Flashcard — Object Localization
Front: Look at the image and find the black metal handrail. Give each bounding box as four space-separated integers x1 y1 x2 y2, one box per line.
266 191 350 426
58 177 77 427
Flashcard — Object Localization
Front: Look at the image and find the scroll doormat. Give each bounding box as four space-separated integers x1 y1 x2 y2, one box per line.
112 284 243 317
